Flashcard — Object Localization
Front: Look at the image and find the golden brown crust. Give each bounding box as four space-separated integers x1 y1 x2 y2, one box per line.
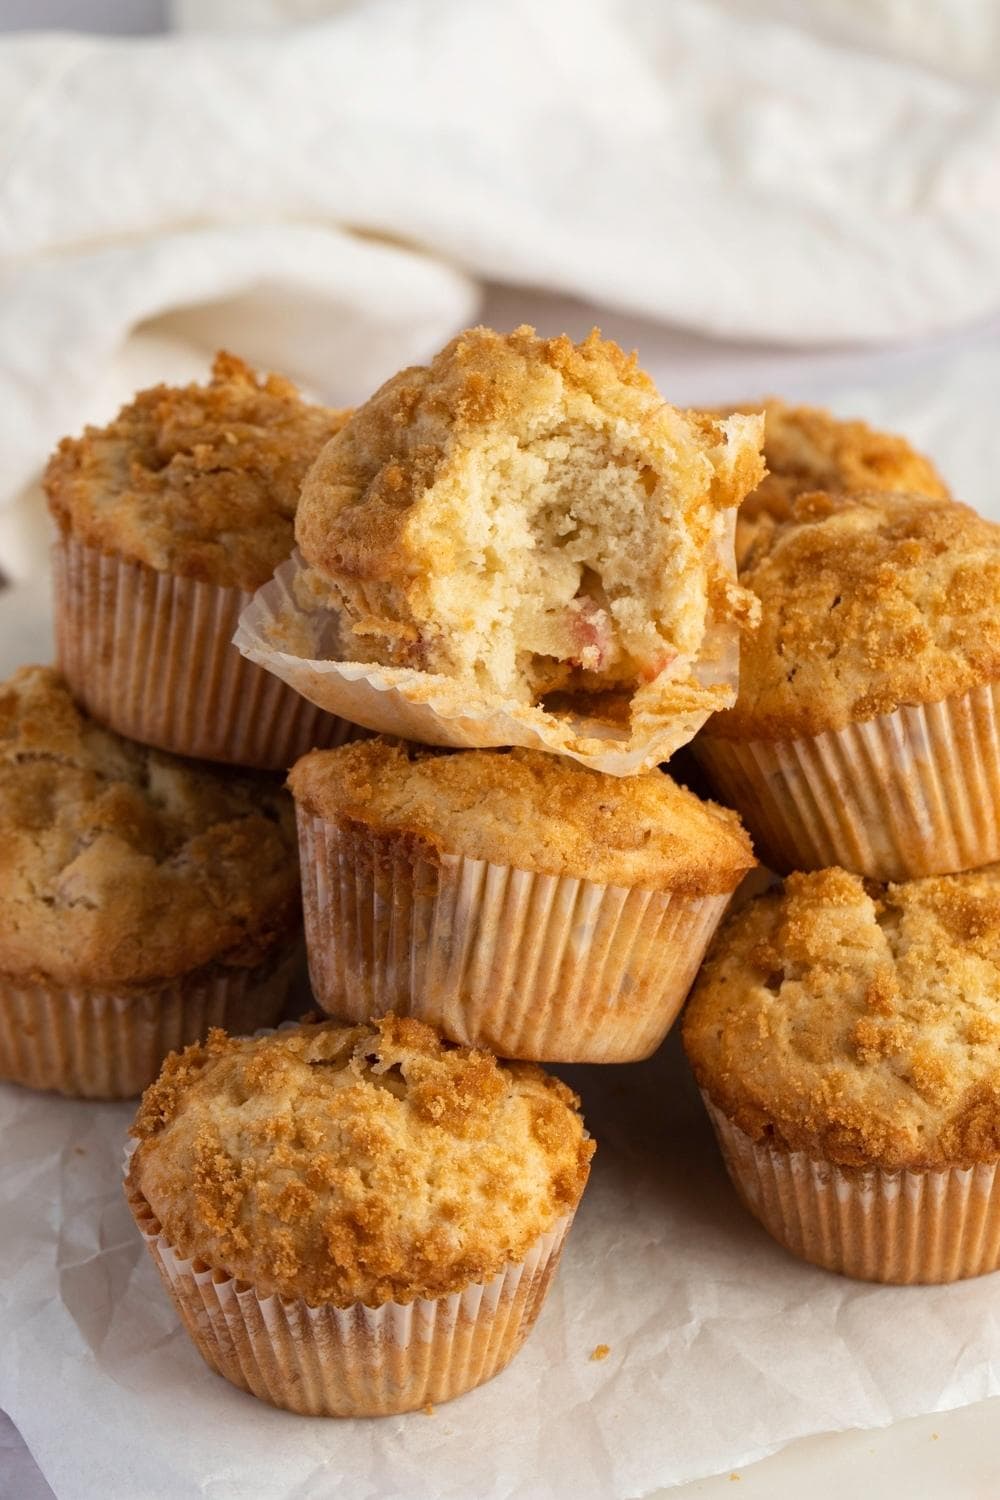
299 327 759 581
289 739 755 895
0 666 300 987
683 865 1000 1171
295 325 763 724
128 1014 594 1306
723 399 950 563
704 489 1000 741
45 352 349 591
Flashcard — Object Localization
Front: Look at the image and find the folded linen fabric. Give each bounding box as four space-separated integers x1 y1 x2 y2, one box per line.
2 0 999 576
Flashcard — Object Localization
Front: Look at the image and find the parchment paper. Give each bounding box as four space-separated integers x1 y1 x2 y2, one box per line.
4 313 1000 1500
3 1034 1000 1500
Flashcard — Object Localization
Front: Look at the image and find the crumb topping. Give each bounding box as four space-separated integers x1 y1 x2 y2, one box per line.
289 739 754 895
704 489 1000 740
0 666 299 986
128 1014 594 1305
45 352 349 591
722 399 949 562
683 864 1000 1169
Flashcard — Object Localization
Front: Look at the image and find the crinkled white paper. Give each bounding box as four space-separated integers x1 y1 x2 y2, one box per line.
3 1036 1000 1500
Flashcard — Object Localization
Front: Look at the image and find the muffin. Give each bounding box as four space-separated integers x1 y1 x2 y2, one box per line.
239 326 764 774
289 738 755 1062
0 666 301 1098
694 489 1000 879
45 352 356 769
721 398 949 564
124 1014 594 1416
684 865 1000 1284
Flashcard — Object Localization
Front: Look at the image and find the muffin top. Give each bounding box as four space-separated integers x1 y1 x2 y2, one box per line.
706 489 1000 740
128 1014 594 1305
0 666 299 987
295 324 762 719
289 739 755 894
684 865 1000 1171
45 352 348 591
728 398 949 531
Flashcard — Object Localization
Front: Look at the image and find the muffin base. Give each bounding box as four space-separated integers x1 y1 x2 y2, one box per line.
704 1096 1000 1284
694 681 1000 880
126 1182 571 1417
53 533 362 769
298 807 731 1062
0 948 299 1100
235 551 741 776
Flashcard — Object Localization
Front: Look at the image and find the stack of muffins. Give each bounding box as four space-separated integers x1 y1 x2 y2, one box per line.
122 327 761 1417
6 324 1000 1425
686 409 1000 1285
1 352 353 1100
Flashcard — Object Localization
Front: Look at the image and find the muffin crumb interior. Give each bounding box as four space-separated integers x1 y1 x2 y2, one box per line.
296 325 764 711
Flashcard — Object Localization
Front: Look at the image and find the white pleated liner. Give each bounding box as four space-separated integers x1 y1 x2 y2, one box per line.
0 950 297 1100
298 808 731 1062
704 1096 1000 1285
126 1182 571 1417
694 681 1000 880
53 534 362 770
234 550 742 776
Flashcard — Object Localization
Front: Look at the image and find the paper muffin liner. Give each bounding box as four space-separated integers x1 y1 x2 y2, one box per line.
124 1174 572 1417
297 807 732 1062
703 1095 1000 1284
52 533 363 769
693 681 1000 880
234 545 742 775
0 947 298 1100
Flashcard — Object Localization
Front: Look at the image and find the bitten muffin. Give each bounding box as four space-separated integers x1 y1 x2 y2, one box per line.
720 398 949 563
243 326 764 774
125 1014 594 1416
45 352 355 768
289 738 754 1062
0 666 301 1098
694 489 1000 879
684 865 1000 1283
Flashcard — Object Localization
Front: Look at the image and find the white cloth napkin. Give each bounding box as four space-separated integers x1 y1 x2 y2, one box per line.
2 0 1000 579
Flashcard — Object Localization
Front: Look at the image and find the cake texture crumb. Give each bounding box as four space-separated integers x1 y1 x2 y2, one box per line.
295 325 763 730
